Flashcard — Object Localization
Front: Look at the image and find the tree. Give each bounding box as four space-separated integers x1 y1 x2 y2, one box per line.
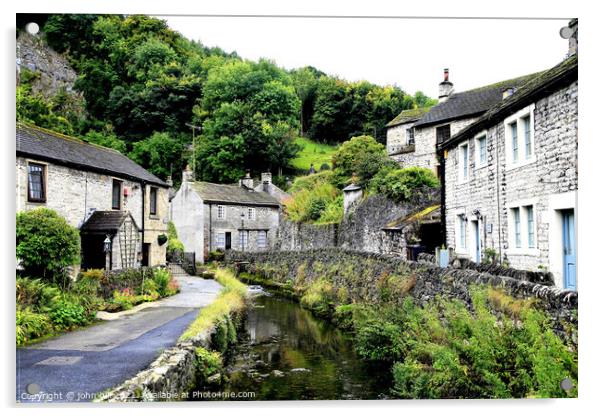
16 208 80 284
82 130 127 153
331 135 387 187
129 132 185 180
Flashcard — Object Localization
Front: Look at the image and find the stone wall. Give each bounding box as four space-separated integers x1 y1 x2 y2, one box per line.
444 81 578 287
225 249 577 341
98 325 216 402
274 191 439 258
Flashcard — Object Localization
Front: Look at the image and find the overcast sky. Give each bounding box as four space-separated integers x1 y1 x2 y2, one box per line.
159 16 571 98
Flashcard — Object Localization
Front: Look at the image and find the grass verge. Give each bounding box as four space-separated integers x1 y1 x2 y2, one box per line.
290 136 337 171
179 268 247 341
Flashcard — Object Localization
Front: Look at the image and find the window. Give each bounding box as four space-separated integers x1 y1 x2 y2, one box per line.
436 124 451 144
216 232 225 249
239 230 249 250
248 207 256 221
458 215 467 249
406 128 415 145
476 135 487 167
112 179 122 210
27 163 46 202
149 187 158 215
523 115 532 159
510 122 519 162
257 230 267 249
458 142 469 182
526 205 535 248
505 105 535 168
512 207 521 248
217 205 226 220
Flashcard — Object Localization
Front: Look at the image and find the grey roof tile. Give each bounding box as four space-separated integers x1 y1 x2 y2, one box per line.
413 72 542 128
191 181 280 207
16 123 168 187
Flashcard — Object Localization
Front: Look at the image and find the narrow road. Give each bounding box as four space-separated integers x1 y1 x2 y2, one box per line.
16 270 222 403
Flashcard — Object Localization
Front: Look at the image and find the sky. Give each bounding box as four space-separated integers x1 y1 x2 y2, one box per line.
159 16 571 98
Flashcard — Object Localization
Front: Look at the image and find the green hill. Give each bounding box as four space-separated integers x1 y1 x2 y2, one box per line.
290 137 337 172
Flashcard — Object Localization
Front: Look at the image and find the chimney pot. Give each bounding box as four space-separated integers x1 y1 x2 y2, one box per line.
438 68 454 102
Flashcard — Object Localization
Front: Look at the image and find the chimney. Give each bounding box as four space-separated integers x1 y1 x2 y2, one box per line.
568 19 578 57
240 170 254 188
438 68 454 102
183 165 194 182
166 175 174 187
261 172 272 193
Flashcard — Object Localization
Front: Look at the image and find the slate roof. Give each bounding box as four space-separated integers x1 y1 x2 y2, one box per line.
439 55 577 149
413 72 543 128
80 210 139 233
343 183 362 192
386 107 431 128
191 181 280 207
16 123 168 187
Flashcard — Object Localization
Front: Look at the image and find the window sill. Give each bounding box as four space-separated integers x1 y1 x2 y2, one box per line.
506 157 536 172
27 200 46 204
506 248 540 256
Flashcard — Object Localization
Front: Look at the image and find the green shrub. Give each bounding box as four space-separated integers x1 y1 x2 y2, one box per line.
74 269 103 297
300 278 335 316
166 221 185 256
370 166 439 202
355 320 405 362
207 250 225 262
16 208 80 284
16 277 60 310
48 298 89 330
389 287 578 399
195 347 223 380
16 307 52 346
331 135 386 188
111 288 135 311
284 182 340 223
153 269 171 297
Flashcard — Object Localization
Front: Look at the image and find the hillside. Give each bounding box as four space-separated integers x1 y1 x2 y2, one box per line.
289 137 337 172
16 14 435 185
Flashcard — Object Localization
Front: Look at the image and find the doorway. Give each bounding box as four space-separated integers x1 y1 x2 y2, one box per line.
562 209 576 290
142 243 150 267
225 232 232 250
471 220 481 263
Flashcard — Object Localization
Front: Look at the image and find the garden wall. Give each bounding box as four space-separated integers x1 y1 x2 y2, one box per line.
225 249 577 343
274 191 439 258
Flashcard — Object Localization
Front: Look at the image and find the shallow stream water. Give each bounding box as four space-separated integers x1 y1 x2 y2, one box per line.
194 287 392 400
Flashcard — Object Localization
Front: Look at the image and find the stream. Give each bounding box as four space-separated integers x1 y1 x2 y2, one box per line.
193 286 392 400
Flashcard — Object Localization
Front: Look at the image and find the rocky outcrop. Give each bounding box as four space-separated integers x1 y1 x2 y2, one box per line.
16 32 79 97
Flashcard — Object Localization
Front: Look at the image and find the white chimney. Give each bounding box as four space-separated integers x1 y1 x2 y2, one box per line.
438 68 454 102
183 165 194 182
240 170 254 188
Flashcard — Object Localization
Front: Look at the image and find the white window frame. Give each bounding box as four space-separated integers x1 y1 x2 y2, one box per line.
506 198 539 255
247 207 256 221
455 211 468 254
257 230 267 249
475 131 488 169
239 230 249 250
504 104 536 170
217 205 226 220
457 141 469 184
216 232 226 249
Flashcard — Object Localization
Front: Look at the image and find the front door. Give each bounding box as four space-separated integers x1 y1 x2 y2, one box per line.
225 232 232 250
562 210 576 290
142 243 150 267
471 220 481 263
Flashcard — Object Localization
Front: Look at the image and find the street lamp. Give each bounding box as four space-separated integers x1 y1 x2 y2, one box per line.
240 212 245 252
103 235 112 270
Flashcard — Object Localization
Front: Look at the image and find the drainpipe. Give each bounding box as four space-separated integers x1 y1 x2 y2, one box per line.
495 129 503 262
141 181 146 266
209 203 212 253
438 151 447 247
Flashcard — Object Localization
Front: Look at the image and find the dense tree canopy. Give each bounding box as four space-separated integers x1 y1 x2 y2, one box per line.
17 13 436 184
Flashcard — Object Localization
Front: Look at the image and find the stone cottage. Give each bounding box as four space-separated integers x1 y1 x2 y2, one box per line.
171 168 281 263
16 123 170 271
386 107 430 163
438 25 577 289
386 69 540 177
